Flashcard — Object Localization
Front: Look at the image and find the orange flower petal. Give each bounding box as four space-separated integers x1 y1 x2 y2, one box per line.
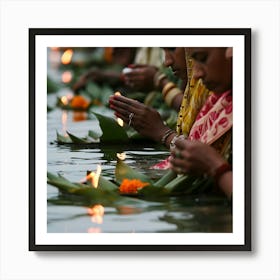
70 95 90 109
119 178 149 194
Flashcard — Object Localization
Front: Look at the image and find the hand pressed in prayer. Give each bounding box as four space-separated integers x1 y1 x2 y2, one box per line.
170 138 225 176
109 94 169 142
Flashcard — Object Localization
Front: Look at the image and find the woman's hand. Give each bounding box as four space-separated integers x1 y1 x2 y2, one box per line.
170 138 232 197
109 94 170 142
123 64 158 92
170 138 225 176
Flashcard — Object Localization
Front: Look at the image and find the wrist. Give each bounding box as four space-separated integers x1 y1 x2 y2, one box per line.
210 162 232 184
159 128 176 146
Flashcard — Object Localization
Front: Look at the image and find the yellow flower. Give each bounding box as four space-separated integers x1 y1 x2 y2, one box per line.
119 179 149 194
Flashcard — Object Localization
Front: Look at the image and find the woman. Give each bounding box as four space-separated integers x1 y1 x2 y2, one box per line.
109 48 209 147
170 47 233 198
123 48 187 111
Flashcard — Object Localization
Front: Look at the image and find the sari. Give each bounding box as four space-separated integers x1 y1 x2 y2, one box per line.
151 52 210 169
152 51 232 171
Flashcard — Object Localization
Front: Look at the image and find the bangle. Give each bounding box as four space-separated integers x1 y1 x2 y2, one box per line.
169 134 179 149
212 163 232 184
164 87 182 107
161 129 175 145
154 72 167 88
162 82 176 97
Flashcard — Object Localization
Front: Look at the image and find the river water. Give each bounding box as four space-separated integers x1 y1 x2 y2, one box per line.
47 94 232 234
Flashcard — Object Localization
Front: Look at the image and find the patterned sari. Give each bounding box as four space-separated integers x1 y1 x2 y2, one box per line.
152 51 232 170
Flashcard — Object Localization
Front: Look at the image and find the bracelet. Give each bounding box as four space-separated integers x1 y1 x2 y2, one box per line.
161 129 175 145
154 72 167 88
164 87 182 107
169 134 180 149
162 82 176 97
212 163 232 184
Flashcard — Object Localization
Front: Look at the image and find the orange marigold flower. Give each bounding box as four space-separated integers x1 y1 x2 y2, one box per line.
70 95 90 109
119 179 149 194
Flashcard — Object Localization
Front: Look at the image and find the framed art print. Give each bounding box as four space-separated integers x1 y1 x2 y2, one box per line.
29 28 251 251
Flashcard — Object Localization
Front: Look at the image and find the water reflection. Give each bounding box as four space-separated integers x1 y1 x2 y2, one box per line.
47 84 232 234
87 204 105 226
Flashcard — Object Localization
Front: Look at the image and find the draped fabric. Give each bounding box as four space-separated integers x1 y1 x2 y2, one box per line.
188 90 232 145
176 52 210 137
134 47 164 68
151 50 233 170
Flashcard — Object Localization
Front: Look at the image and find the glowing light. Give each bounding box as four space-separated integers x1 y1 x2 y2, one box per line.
60 96 68 105
82 164 102 188
87 204 105 224
87 227 101 233
61 71 72 83
114 91 122 96
117 118 124 127
61 49 73 64
61 110 68 135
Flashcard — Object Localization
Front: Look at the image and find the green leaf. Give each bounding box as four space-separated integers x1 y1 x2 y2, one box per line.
56 131 72 144
67 131 90 144
88 129 102 139
137 185 169 197
115 158 152 185
163 174 193 192
162 174 212 194
98 175 119 191
153 169 177 187
92 112 129 143
47 172 83 192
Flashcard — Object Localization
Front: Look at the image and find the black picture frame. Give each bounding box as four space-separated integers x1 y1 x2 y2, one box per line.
29 28 251 251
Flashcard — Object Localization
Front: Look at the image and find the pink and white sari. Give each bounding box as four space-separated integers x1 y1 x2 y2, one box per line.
151 90 232 169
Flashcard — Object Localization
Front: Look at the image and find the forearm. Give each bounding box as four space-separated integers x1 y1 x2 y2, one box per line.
216 171 232 199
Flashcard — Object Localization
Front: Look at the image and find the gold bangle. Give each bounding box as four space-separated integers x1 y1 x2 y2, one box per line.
154 72 167 88
164 87 182 107
162 82 176 97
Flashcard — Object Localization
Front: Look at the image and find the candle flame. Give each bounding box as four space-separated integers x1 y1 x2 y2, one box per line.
61 96 68 105
83 164 102 188
114 91 122 96
117 118 124 127
117 152 126 160
61 49 73 64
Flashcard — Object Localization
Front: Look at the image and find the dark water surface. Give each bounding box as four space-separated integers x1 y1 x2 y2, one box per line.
47 95 232 234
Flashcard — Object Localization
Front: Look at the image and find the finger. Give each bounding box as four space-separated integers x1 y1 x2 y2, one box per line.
174 138 191 150
169 157 189 174
111 95 142 109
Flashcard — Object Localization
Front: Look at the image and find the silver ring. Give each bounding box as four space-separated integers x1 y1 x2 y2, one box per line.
128 112 134 126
